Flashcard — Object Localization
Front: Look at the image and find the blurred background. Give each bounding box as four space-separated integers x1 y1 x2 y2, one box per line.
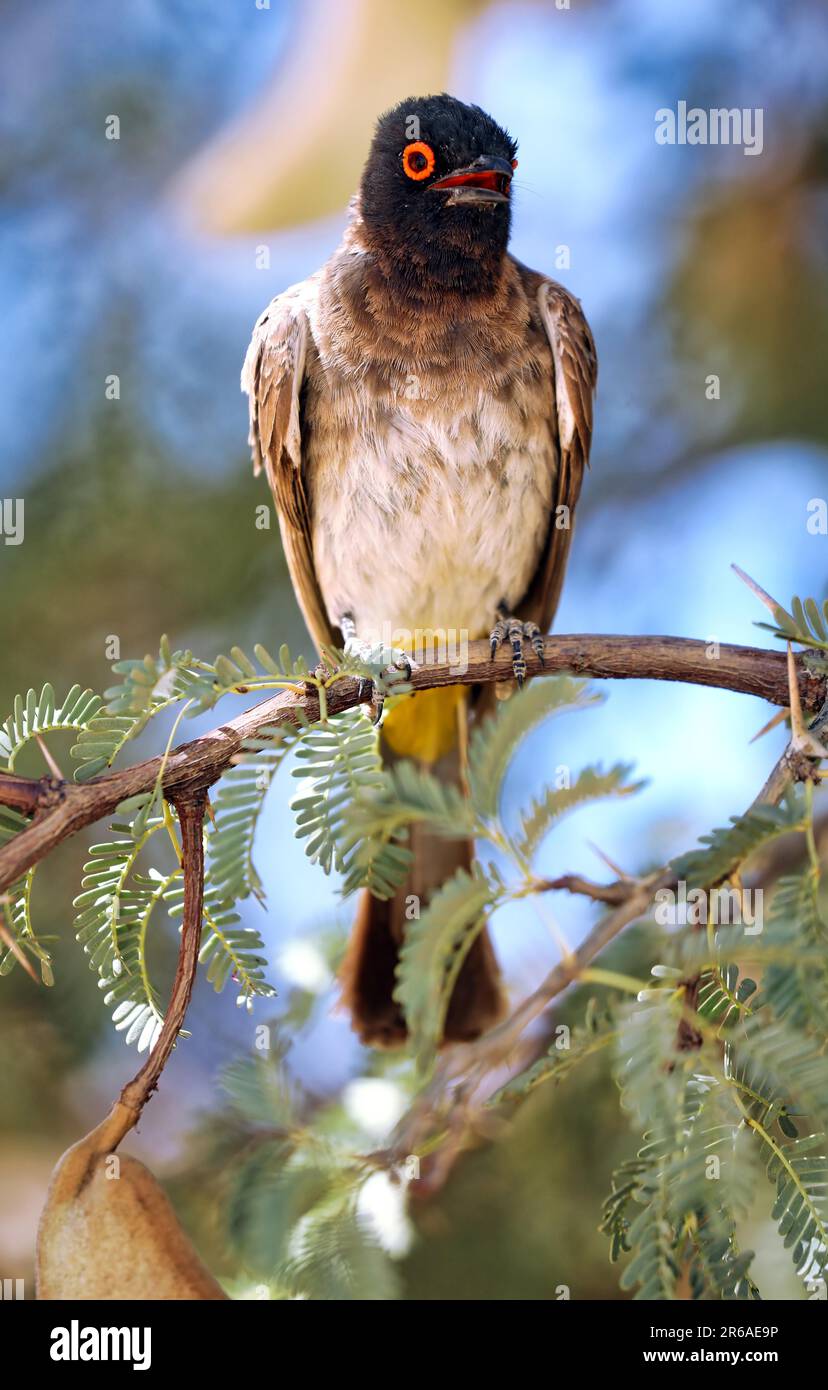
1 0 827 1299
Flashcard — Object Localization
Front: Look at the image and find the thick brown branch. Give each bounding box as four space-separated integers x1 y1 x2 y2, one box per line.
411 634 824 708
0 774 59 816
0 634 822 897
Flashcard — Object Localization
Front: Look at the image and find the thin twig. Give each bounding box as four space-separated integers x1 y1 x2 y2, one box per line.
537 873 638 905
85 788 208 1153
35 734 64 782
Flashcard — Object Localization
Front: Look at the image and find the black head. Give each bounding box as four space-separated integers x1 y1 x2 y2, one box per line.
359 94 518 298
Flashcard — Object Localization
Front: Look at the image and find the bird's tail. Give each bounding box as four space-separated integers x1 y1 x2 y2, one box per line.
339 701 505 1047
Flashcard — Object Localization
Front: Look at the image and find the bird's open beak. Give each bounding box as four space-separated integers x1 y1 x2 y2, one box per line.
429 155 513 204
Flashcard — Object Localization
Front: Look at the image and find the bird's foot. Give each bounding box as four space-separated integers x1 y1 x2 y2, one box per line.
489 602 545 687
339 614 417 723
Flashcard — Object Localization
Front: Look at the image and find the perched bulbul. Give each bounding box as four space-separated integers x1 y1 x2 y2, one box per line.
242 94 597 1047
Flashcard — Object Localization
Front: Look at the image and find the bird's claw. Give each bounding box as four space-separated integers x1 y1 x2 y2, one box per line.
340 616 416 722
346 673 385 723
343 633 414 677
489 602 545 687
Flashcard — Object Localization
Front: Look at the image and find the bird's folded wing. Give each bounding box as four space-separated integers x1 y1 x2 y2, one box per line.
519 277 598 634
241 286 336 655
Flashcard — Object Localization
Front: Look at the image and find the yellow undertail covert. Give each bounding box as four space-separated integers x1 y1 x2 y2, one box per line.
381 684 467 763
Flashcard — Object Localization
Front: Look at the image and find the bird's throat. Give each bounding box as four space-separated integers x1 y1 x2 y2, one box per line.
354 210 509 304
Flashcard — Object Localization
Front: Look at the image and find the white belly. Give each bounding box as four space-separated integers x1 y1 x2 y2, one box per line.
309 393 556 648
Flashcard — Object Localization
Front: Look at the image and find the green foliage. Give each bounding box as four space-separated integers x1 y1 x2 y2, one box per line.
0 808 52 983
219 1056 401 1300
696 964 758 1032
177 641 312 715
3 865 49 982
72 800 275 1048
468 676 599 823
102 635 208 715
72 817 169 1051
491 1000 616 1103
691 1221 758 1302
762 870 828 1031
663 1082 760 1301
601 925 828 1299
221 1056 296 1128
671 791 806 889
757 1130 828 1288
601 1158 650 1265
0 683 103 772
72 716 149 783
614 985 689 1133
731 1010 828 1134
279 1203 401 1301
207 726 298 905
194 598 828 1301
291 707 386 879
516 762 642 862
221 1062 331 1277
167 880 275 1007
173 637 408 717
605 1047 761 1300
341 760 472 900
394 864 495 1075
754 591 828 654
72 638 317 781
72 638 202 779
350 759 475 843
229 1143 331 1277
0 632 410 1034
625 1190 681 1298
212 643 307 694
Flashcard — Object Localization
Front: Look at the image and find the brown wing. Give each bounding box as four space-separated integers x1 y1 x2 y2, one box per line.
517 277 598 632
241 283 336 655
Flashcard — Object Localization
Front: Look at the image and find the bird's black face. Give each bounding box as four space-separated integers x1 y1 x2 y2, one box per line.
359 94 518 296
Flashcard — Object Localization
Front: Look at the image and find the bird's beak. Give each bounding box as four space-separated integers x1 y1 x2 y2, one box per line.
429 155 513 204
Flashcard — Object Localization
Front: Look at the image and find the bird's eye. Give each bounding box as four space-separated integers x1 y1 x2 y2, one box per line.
402 141 435 181
511 158 518 170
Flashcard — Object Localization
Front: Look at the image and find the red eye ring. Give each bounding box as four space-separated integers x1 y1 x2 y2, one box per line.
511 158 518 169
402 141 435 181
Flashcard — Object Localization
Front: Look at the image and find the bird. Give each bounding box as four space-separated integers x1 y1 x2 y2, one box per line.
242 93 597 1048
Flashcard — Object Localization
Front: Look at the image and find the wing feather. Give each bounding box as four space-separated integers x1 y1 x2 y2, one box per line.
241 287 335 655
518 278 597 632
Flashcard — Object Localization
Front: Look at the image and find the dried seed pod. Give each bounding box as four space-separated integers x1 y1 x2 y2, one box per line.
36 1103 226 1301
